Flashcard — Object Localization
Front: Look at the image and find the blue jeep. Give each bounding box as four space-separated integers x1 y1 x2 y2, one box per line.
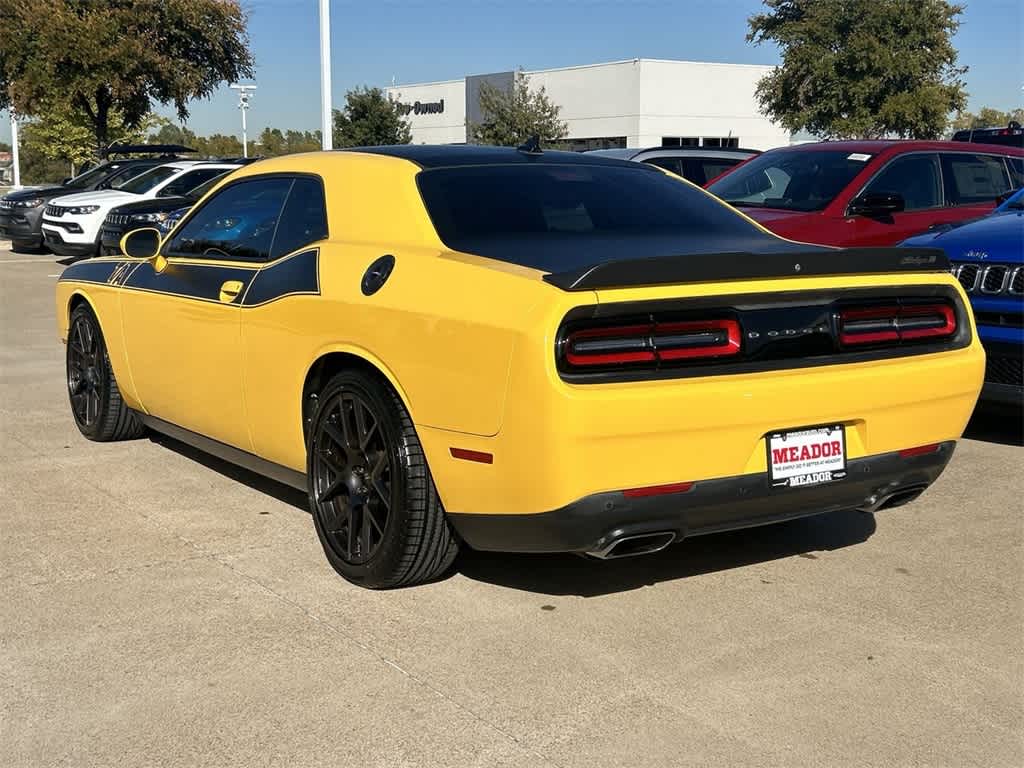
902 189 1023 406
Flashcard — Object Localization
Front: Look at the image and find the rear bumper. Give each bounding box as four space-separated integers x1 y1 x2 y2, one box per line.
448 442 955 553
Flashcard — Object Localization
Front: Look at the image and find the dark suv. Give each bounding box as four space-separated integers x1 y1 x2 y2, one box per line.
0 144 194 252
952 121 1024 149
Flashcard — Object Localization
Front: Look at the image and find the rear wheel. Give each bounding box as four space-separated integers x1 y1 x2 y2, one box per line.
307 369 459 588
66 304 145 441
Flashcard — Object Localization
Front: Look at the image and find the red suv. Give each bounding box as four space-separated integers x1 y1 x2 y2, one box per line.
706 140 1024 246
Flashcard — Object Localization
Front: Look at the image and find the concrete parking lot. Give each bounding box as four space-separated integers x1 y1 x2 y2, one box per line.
1 241 1022 768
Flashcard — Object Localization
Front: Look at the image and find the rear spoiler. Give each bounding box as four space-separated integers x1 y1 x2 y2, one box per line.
542 247 950 292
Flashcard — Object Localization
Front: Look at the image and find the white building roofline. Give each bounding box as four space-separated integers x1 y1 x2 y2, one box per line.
387 77 464 89
523 58 775 75
391 58 776 89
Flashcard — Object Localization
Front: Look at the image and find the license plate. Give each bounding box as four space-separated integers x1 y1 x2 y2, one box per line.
767 425 847 488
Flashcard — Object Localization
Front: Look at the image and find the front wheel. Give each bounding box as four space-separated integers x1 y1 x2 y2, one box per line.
307 369 459 588
66 304 145 441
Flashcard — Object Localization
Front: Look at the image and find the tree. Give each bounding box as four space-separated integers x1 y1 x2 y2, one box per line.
951 107 1024 132
470 70 566 147
23 106 163 175
747 0 967 139
258 127 287 156
0 0 254 157
332 87 411 147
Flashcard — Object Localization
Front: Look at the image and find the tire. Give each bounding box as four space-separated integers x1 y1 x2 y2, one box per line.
66 303 146 441
307 369 459 588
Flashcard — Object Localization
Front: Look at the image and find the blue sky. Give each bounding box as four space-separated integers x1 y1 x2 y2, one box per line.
2 0 1022 144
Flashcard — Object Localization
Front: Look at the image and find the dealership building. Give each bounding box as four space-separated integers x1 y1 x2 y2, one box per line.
385 58 791 151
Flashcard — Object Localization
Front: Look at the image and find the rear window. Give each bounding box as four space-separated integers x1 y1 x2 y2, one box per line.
416 164 775 272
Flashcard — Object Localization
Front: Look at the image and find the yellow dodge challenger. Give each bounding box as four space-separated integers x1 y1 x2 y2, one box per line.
56 146 983 588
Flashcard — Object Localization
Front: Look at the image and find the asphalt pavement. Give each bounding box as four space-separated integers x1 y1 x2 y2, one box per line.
1 242 1022 767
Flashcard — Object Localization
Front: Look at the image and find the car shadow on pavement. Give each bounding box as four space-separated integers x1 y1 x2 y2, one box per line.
963 402 1023 447
147 431 879 597
148 432 310 511
457 510 876 597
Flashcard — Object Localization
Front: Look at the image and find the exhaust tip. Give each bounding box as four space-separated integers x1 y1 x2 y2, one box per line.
859 484 930 513
876 484 928 510
588 531 676 560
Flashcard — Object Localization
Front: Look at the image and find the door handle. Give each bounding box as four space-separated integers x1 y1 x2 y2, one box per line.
219 280 244 303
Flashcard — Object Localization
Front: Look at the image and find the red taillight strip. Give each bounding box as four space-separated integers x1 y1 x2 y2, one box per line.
898 304 956 340
655 319 741 360
898 443 940 458
839 303 956 346
565 318 741 367
450 447 493 464
622 481 694 498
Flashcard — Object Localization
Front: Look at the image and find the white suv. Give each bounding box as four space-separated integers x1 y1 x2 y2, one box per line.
42 161 241 259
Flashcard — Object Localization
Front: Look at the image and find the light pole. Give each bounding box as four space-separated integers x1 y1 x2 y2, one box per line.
10 112 21 188
230 84 257 158
319 0 333 150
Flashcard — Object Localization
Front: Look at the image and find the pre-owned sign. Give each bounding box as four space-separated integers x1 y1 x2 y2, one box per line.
395 99 445 116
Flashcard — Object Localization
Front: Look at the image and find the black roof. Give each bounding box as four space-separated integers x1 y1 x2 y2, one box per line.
346 144 647 170
106 143 197 156
632 146 762 156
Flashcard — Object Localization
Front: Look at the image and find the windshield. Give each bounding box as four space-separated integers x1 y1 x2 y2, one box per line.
117 166 180 195
417 163 784 273
63 163 116 190
708 149 875 212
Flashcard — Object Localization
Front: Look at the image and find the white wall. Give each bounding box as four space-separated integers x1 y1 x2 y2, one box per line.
634 60 789 150
526 60 643 146
389 59 791 150
386 80 466 144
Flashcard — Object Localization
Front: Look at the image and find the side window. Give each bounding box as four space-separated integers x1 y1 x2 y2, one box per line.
864 154 942 211
166 177 292 262
269 177 329 259
1007 157 1024 189
941 153 1012 205
643 157 684 176
700 158 740 185
158 168 230 198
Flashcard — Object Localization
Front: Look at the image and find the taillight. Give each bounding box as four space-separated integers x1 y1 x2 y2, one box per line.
838 303 956 346
564 318 740 368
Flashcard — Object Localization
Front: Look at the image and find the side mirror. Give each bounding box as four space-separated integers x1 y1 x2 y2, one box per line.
850 191 905 217
995 188 1021 206
120 227 161 259
62 177 72 185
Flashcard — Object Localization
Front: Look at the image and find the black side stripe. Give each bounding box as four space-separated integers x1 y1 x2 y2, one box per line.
241 249 320 306
59 249 322 307
124 259 257 304
58 259 131 285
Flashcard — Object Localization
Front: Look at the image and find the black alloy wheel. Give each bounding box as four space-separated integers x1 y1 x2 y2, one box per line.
67 311 103 430
308 369 459 588
311 388 393 564
66 304 145 441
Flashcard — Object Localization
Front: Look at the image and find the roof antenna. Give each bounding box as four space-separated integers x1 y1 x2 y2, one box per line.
517 135 542 155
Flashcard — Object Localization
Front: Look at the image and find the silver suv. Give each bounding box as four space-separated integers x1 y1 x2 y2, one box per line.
585 146 759 186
